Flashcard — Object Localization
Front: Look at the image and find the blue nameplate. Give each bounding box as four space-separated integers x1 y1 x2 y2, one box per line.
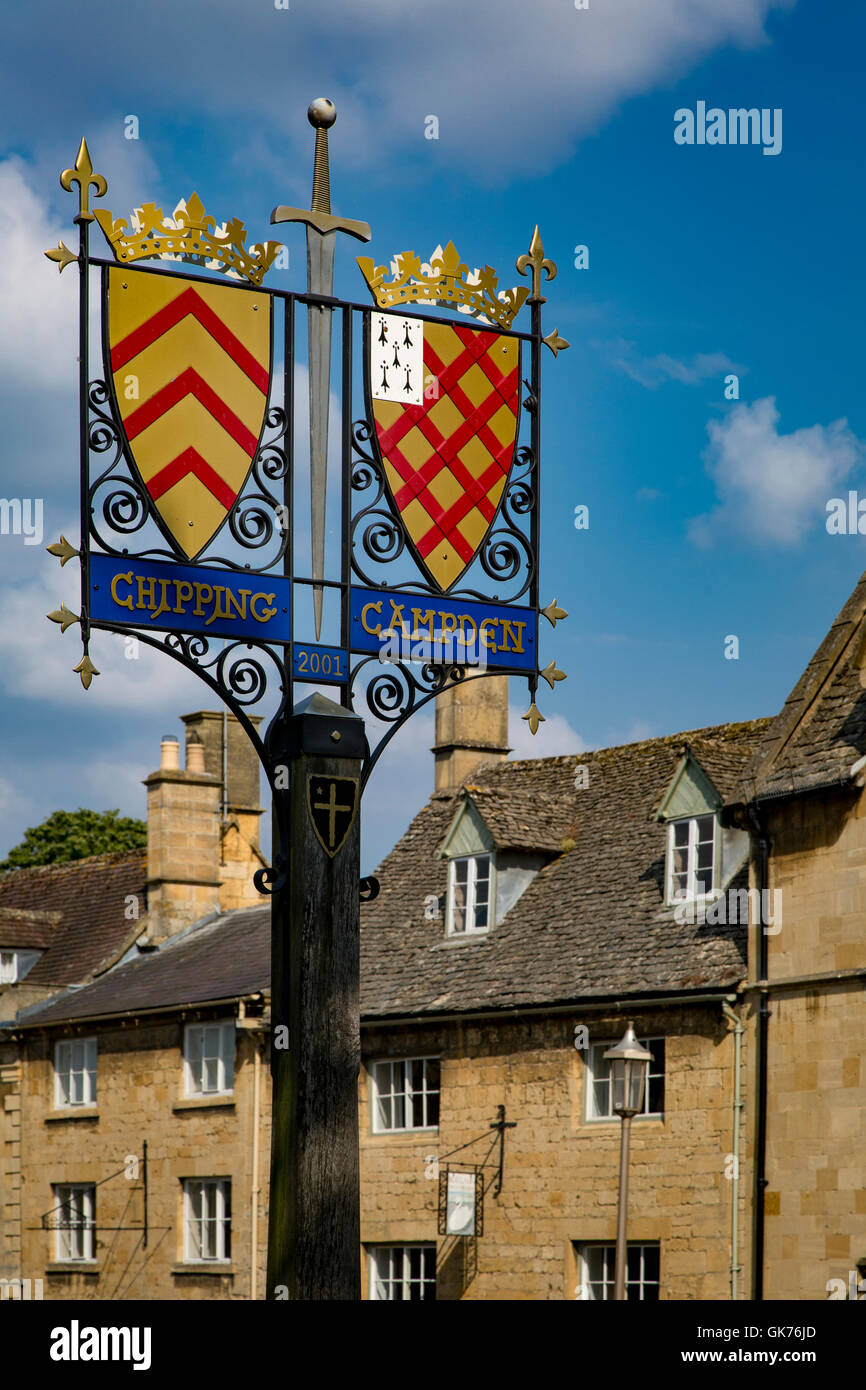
349 586 537 673
90 553 292 644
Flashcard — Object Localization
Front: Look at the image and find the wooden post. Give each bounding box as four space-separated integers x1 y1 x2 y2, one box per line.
266 692 365 1300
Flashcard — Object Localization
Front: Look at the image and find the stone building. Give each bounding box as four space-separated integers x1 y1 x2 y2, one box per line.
2 571 865 1300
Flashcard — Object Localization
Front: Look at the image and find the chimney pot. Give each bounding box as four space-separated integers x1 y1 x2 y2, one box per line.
186 737 206 774
160 736 180 771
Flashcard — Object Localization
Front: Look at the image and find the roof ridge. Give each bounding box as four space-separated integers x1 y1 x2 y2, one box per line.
484 716 773 774
747 567 866 792
0 848 147 882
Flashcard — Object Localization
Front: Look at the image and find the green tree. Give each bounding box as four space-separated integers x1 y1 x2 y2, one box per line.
0 808 147 871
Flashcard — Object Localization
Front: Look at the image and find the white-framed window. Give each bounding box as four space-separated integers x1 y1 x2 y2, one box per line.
183 1022 235 1097
370 1057 440 1133
54 1038 97 1109
447 854 493 934
0 951 17 984
576 1242 660 1300
585 1038 665 1121
53 1184 96 1262
369 1244 436 1300
667 814 716 902
183 1178 231 1262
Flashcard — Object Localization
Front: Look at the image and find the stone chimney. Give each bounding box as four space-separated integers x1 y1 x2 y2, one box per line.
181 711 265 912
144 735 222 942
431 676 510 795
144 714 266 939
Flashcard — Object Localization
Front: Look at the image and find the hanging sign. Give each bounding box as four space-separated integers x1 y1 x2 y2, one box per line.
90 553 292 643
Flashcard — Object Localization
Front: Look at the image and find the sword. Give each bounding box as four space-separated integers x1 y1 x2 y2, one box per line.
272 98 371 641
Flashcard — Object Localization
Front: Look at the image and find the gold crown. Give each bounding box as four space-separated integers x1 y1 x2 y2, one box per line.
357 241 529 330
93 192 283 286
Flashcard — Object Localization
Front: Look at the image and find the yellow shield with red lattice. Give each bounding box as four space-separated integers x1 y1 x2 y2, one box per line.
367 312 520 590
105 266 271 559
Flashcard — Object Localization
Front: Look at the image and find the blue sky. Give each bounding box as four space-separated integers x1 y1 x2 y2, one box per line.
1 0 864 875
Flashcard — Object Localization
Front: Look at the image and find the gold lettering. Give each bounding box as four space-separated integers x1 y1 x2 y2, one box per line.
250 591 277 622
192 583 213 616
136 576 156 611
205 587 230 626
226 588 252 621
480 618 499 654
457 615 478 648
361 600 383 636
411 607 435 642
384 599 409 638
111 570 134 611
149 578 171 621
438 611 458 640
172 581 193 614
500 619 526 654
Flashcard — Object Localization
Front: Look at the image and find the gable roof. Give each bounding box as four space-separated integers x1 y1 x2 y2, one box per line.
359 719 770 1019
11 906 268 1026
446 760 579 854
0 852 147 987
651 751 723 822
742 568 866 801
0 907 61 951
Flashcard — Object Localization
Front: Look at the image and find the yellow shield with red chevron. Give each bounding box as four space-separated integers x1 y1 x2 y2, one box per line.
367 312 520 591
106 266 271 559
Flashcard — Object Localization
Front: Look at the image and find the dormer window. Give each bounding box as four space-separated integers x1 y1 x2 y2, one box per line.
667 814 716 902
447 854 493 935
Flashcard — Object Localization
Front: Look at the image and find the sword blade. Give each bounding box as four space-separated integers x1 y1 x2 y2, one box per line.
306 227 335 641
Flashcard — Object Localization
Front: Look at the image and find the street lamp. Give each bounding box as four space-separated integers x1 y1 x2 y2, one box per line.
603 1021 653 1300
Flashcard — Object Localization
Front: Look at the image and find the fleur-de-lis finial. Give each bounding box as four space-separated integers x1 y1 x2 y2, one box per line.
60 138 107 223
522 702 546 736
516 226 557 303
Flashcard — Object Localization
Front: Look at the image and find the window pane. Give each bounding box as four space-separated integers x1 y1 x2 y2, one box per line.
696 815 714 841
674 821 689 846
591 1047 611 1117
411 1088 425 1128
187 1027 202 1092
451 881 467 932
643 1244 660 1284
392 1088 405 1129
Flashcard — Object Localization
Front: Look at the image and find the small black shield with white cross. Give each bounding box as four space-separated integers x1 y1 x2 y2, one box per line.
306 775 359 857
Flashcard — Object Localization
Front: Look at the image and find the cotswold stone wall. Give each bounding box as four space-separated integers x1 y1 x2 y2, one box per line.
17 1017 269 1301
360 1006 744 1301
751 788 866 1301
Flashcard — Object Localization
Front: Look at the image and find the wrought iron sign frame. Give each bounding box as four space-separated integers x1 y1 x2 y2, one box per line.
45 127 569 872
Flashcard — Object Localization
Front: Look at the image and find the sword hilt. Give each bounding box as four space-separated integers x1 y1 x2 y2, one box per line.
271 99 371 244
309 99 335 215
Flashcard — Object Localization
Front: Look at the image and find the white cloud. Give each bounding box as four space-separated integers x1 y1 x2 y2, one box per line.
508 702 586 761
0 553 238 714
4 1 795 182
690 396 863 546
606 338 741 389
0 158 78 390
